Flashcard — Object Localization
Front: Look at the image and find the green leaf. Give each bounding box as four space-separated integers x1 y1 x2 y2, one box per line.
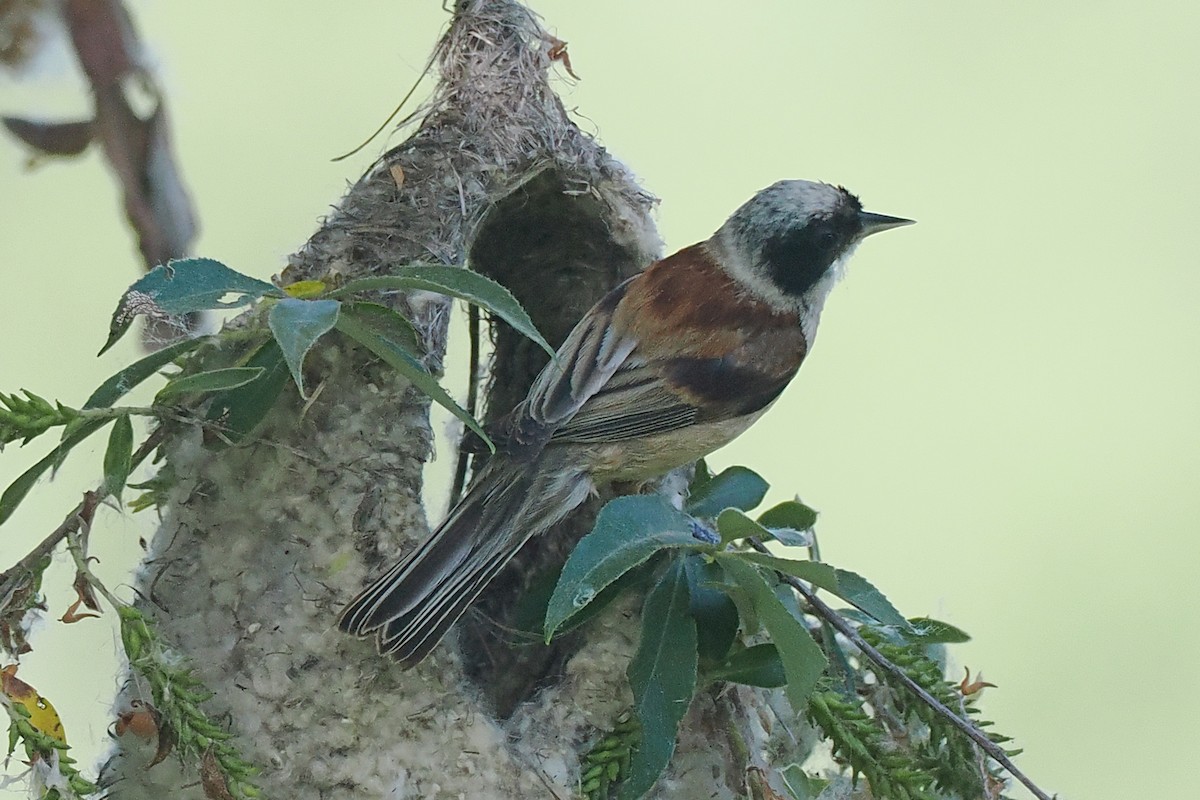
5 715 16 758
758 500 818 531
685 465 769 518
502 560 660 640
715 507 771 545
0 391 77 446
267 298 340 398
102 259 279 354
102 414 134 504
903 617 971 644
620 558 697 800
779 765 827 800
714 506 811 549
84 336 205 411
544 496 703 641
40 335 206 475
335 302 493 452
502 565 565 639
338 301 421 352
535 560 660 642
719 556 827 711
155 367 266 401
685 556 739 663
204 340 290 444
757 500 818 546
766 528 812 548
329 266 553 356
708 643 787 688
1 417 110 525
739 552 910 630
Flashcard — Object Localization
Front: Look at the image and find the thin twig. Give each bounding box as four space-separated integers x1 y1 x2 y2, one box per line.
330 27 448 162
748 538 1052 800
63 501 123 610
0 425 166 612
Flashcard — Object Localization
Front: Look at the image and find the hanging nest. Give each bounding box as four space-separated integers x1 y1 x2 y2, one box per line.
284 0 665 711
99 3 808 798
283 0 661 374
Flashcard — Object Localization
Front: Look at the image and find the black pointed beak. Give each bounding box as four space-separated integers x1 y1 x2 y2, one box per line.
858 211 915 237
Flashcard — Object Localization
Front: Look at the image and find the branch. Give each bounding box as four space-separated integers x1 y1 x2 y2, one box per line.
2 0 198 346
748 538 1052 800
0 425 165 614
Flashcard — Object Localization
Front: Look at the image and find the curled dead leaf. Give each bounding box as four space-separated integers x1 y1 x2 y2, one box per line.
0 0 42 68
201 748 236 800
0 619 32 655
114 699 174 769
546 35 579 79
60 597 101 624
960 666 997 697
114 699 158 739
62 568 102 624
1 663 34 699
147 715 176 769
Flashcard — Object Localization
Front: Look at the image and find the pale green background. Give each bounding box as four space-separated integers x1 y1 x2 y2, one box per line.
2 3 1197 798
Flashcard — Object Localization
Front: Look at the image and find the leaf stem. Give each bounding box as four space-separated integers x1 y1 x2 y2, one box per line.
79 405 167 422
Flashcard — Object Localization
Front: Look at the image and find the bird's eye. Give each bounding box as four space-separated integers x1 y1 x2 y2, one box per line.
819 231 837 249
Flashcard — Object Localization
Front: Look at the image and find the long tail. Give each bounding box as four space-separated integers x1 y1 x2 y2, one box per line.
338 457 589 666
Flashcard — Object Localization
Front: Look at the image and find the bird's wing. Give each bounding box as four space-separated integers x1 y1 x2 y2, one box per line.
519 315 797 447
548 348 804 444
512 275 723 448
548 360 701 443
510 278 642 447
511 250 807 450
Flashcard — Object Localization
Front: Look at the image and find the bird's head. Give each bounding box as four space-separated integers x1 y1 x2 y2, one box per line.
711 180 912 323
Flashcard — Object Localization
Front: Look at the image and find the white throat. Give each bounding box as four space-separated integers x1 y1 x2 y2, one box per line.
798 244 856 344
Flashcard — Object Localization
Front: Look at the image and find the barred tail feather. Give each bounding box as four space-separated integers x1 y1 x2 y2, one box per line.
376 535 523 665
338 458 591 665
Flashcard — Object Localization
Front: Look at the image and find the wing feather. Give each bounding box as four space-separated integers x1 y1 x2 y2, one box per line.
507 248 808 454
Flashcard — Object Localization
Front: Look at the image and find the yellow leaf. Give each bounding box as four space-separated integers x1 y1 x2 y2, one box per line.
2 665 66 743
282 280 327 299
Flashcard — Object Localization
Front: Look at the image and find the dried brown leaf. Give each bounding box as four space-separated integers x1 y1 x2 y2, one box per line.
200 748 235 800
71 569 101 612
546 35 579 79
114 700 157 739
59 597 101 624
1 117 94 157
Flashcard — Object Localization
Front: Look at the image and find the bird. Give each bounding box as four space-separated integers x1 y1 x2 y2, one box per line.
338 179 913 665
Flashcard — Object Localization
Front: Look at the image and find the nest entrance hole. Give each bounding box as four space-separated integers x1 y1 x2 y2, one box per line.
460 167 650 715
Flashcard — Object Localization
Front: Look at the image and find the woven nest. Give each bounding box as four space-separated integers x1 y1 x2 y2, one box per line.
283 0 663 709
284 0 660 370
